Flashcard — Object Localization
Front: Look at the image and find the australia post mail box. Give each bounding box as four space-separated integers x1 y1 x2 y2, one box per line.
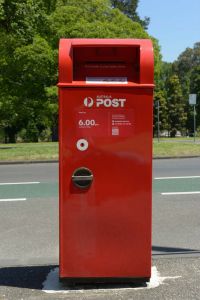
58 39 154 283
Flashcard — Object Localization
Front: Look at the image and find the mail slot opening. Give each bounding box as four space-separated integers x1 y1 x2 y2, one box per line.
73 46 140 83
72 167 93 189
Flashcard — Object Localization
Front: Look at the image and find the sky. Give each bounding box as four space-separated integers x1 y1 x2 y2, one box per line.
138 0 200 62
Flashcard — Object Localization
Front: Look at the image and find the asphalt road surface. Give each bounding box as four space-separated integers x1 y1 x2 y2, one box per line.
0 158 200 299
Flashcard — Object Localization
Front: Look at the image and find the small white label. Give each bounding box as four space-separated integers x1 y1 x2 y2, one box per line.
86 77 127 84
112 128 119 136
76 139 88 151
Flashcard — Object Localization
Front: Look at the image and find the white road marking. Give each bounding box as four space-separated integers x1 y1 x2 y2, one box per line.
42 266 181 294
155 176 200 180
0 198 27 202
162 191 200 195
0 182 40 185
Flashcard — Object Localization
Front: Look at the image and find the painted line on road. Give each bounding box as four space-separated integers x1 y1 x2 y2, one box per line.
155 176 200 180
162 191 200 196
0 198 27 202
0 181 40 185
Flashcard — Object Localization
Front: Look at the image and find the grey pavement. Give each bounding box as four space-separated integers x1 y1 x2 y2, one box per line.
0 258 200 299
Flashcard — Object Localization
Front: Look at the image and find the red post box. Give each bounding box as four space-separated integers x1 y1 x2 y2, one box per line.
58 39 154 283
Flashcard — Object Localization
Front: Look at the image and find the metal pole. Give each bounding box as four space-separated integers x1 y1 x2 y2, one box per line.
157 100 160 142
194 105 196 143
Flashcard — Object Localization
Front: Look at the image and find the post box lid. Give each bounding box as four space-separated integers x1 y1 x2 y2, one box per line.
58 38 154 88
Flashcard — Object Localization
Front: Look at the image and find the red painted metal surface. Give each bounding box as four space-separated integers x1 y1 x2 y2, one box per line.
58 39 154 280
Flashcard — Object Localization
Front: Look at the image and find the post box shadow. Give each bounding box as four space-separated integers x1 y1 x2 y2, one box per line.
152 245 200 255
0 265 55 290
61 282 148 290
0 265 148 291
60 279 148 290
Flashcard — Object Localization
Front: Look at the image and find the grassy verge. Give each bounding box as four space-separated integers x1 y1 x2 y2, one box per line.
0 139 200 161
0 142 58 161
153 138 200 157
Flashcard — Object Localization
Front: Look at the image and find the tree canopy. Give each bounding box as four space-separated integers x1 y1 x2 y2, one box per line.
111 0 150 29
1 0 199 142
0 0 161 143
157 43 200 137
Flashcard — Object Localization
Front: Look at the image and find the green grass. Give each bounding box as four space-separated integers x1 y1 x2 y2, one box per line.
0 142 58 161
0 139 200 161
153 138 200 157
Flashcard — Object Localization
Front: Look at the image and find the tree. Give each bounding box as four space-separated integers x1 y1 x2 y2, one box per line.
0 34 56 142
190 66 200 130
173 43 200 98
48 0 150 47
173 42 200 134
153 61 172 137
166 75 187 137
12 36 56 142
110 0 150 29
153 90 168 137
45 85 58 141
158 62 173 88
48 0 161 81
0 0 57 142
0 0 48 43
0 0 161 143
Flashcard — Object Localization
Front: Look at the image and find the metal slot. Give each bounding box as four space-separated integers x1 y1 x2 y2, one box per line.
72 167 93 189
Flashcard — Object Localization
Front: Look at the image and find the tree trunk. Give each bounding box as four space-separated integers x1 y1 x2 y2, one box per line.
5 127 17 143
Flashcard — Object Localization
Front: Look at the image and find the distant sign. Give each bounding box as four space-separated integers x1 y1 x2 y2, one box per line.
189 94 197 105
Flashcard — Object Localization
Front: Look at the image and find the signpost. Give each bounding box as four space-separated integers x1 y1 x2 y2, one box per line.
189 94 197 143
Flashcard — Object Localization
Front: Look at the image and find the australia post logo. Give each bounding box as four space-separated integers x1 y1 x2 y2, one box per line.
84 95 126 108
84 97 94 108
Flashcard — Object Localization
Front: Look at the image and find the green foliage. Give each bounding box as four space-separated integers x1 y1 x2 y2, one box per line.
0 33 56 142
190 65 200 127
154 89 168 136
1 0 199 144
0 0 47 43
158 61 173 89
0 0 161 143
13 36 56 93
173 43 200 98
171 43 200 133
158 40 200 137
48 0 149 48
45 85 58 141
111 0 150 29
166 75 187 137
151 37 162 84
